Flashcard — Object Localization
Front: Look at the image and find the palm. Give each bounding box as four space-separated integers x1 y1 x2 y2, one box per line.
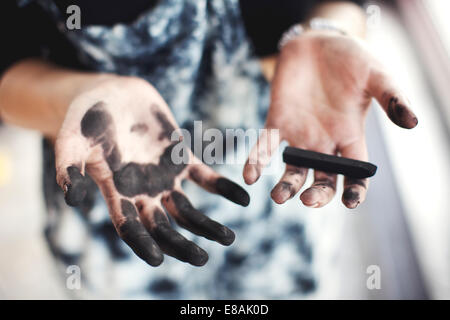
55 77 249 267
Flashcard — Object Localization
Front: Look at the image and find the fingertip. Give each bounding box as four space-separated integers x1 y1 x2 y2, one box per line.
243 163 260 185
219 227 236 246
270 183 291 204
189 247 209 267
146 251 164 267
342 188 361 209
300 189 321 208
388 99 419 129
64 165 87 206
216 178 250 207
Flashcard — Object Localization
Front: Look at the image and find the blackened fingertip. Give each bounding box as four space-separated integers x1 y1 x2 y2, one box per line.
219 227 235 246
146 251 164 266
189 247 209 267
342 188 360 209
388 99 418 129
216 178 250 207
64 166 87 206
271 182 294 204
119 219 164 267
343 188 359 201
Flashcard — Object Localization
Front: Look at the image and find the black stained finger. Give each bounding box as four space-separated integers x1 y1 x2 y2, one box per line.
342 178 367 209
189 166 250 207
271 165 308 204
118 199 163 266
342 187 361 208
169 191 235 246
81 102 122 171
387 97 418 129
215 178 250 207
64 166 87 207
148 208 208 266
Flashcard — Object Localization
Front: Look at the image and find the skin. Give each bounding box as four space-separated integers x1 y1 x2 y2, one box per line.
55 77 249 266
244 30 418 209
0 2 419 266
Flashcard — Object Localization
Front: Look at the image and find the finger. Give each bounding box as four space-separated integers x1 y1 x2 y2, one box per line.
139 201 208 266
270 165 308 204
300 171 337 208
188 157 250 207
368 69 418 129
243 128 281 184
339 139 369 209
98 178 163 266
55 134 89 206
162 189 235 246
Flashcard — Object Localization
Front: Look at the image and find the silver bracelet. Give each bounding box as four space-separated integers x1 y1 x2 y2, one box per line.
278 18 347 50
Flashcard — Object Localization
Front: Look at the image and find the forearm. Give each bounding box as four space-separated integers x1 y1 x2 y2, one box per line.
260 1 366 81
0 59 108 139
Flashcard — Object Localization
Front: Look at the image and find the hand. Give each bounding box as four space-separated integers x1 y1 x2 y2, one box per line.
55 76 249 266
244 30 418 209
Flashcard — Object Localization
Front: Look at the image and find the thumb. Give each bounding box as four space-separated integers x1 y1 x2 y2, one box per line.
368 69 418 129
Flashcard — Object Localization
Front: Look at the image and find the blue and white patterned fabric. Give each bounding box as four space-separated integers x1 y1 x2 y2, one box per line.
36 0 317 299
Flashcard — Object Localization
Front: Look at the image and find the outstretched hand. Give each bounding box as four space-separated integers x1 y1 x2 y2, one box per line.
244 30 418 209
55 76 249 267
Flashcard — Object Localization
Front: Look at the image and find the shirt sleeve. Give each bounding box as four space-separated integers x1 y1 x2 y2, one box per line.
239 0 366 57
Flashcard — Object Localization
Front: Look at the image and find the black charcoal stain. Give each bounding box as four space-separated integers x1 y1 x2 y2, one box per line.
113 143 187 197
65 165 87 206
118 199 163 266
387 96 418 129
80 102 187 198
80 101 121 171
343 188 360 204
287 167 307 176
75 102 248 265
130 123 149 134
277 181 295 198
189 167 250 207
149 208 208 266
216 178 250 207
171 191 235 246
314 179 336 191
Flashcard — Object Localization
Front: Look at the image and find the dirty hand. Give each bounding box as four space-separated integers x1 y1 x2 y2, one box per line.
55 76 249 267
244 30 418 209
